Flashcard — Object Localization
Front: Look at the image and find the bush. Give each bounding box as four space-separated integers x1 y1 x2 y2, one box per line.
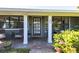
0 48 30 53
3 41 12 48
0 41 30 53
0 40 12 51
53 30 79 53
15 48 30 53
0 40 12 52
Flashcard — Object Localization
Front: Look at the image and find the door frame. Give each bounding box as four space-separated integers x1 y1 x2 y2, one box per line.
32 16 42 37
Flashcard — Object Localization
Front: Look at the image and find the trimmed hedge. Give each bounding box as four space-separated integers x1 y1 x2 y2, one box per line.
15 48 30 53
0 48 30 53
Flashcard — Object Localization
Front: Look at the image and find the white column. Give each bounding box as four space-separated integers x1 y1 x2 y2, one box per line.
48 16 52 44
23 15 28 44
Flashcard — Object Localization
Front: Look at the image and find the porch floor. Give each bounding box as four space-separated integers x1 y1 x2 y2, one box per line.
28 37 54 53
1 37 54 53
11 39 27 48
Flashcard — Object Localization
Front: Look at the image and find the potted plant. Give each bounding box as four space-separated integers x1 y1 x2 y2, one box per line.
53 33 65 53
53 30 79 53
54 43 62 53
53 39 65 53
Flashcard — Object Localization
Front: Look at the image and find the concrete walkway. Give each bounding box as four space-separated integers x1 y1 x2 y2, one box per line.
28 38 54 53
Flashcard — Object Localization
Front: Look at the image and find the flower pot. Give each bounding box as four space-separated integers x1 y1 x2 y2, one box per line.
59 40 65 44
55 47 61 53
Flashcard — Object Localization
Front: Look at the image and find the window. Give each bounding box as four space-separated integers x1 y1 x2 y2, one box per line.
70 17 79 30
0 16 23 29
52 16 69 33
0 16 23 38
52 17 63 32
43 16 48 35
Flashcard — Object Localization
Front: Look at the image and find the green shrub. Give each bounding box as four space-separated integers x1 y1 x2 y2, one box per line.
5 48 30 53
0 41 30 53
15 48 30 53
3 41 12 48
53 30 79 53
0 40 12 52
0 48 30 53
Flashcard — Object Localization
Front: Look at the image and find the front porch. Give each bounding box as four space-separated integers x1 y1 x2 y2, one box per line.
11 38 48 48
0 15 79 49
10 38 53 53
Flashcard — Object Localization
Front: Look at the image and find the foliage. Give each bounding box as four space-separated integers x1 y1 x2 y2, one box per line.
0 40 12 52
53 30 79 53
0 40 12 49
0 41 30 53
0 48 30 53
14 48 30 53
3 41 12 48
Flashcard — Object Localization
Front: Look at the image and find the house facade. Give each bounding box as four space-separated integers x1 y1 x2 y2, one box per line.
0 7 79 47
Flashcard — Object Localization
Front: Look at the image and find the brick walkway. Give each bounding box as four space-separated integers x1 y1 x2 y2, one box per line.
29 45 54 53
28 39 54 53
10 38 55 53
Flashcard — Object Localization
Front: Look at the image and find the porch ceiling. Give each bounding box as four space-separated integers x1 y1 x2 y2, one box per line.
27 12 79 16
